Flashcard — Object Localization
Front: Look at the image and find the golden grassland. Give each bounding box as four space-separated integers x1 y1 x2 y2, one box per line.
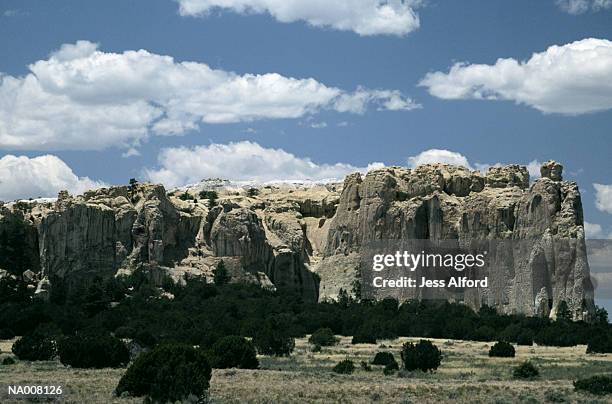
1 336 611 403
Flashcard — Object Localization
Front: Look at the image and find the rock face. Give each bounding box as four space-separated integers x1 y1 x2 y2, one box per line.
0 182 326 300
320 162 594 320
0 161 596 319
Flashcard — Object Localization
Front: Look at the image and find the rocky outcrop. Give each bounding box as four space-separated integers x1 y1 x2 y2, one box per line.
320 161 594 320
0 161 596 317
0 182 326 300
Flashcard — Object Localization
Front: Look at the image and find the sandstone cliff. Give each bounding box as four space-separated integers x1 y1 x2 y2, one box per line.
0 161 596 319
319 161 594 320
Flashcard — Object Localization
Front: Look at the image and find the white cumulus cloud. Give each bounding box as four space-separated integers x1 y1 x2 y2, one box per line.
0 40 416 151
419 38 612 115
594 183 612 214
176 0 421 36
334 88 421 113
0 154 105 201
584 221 604 239
556 0 612 14
407 149 473 169
144 141 381 188
526 160 543 179
408 150 548 181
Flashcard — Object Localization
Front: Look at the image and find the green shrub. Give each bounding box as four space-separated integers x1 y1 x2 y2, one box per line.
513 361 539 379
115 344 211 402
516 331 534 346
209 336 258 369
351 329 377 344
372 351 399 375
383 360 399 375
178 192 191 201
11 333 57 361
586 333 612 354
401 340 442 372
0 328 15 340
2 356 16 365
199 190 218 206
372 351 396 366
58 335 129 368
573 375 612 395
309 328 338 347
213 260 230 286
311 344 322 353
253 322 295 356
360 361 372 371
333 359 355 374
489 341 515 358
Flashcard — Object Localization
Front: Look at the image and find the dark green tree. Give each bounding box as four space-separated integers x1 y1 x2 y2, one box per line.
594 306 609 324
556 301 572 322
199 190 218 206
308 328 338 347
116 344 211 402
213 260 230 286
488 341 515 357
208 336 258 369
12 332 57 361
58 335 129 368
401 339 442 372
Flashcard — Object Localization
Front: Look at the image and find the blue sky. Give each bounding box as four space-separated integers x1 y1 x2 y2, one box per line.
0 0 611 239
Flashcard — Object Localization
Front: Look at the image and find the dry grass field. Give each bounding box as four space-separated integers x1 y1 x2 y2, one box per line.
1 336 611 403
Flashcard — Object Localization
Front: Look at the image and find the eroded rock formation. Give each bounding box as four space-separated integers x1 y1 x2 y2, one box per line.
0 160 596 319
319 161 594 320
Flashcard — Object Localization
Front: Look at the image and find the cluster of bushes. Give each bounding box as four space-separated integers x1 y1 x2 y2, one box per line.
11 331 130 368
1 271 609 357
573 375 612 396
586 333 612 354
4 265 609 403
351 327 377 344
58 335 129 368
11 331 57 361
253 318 295 356
370 351 399 375
333 340 441 376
